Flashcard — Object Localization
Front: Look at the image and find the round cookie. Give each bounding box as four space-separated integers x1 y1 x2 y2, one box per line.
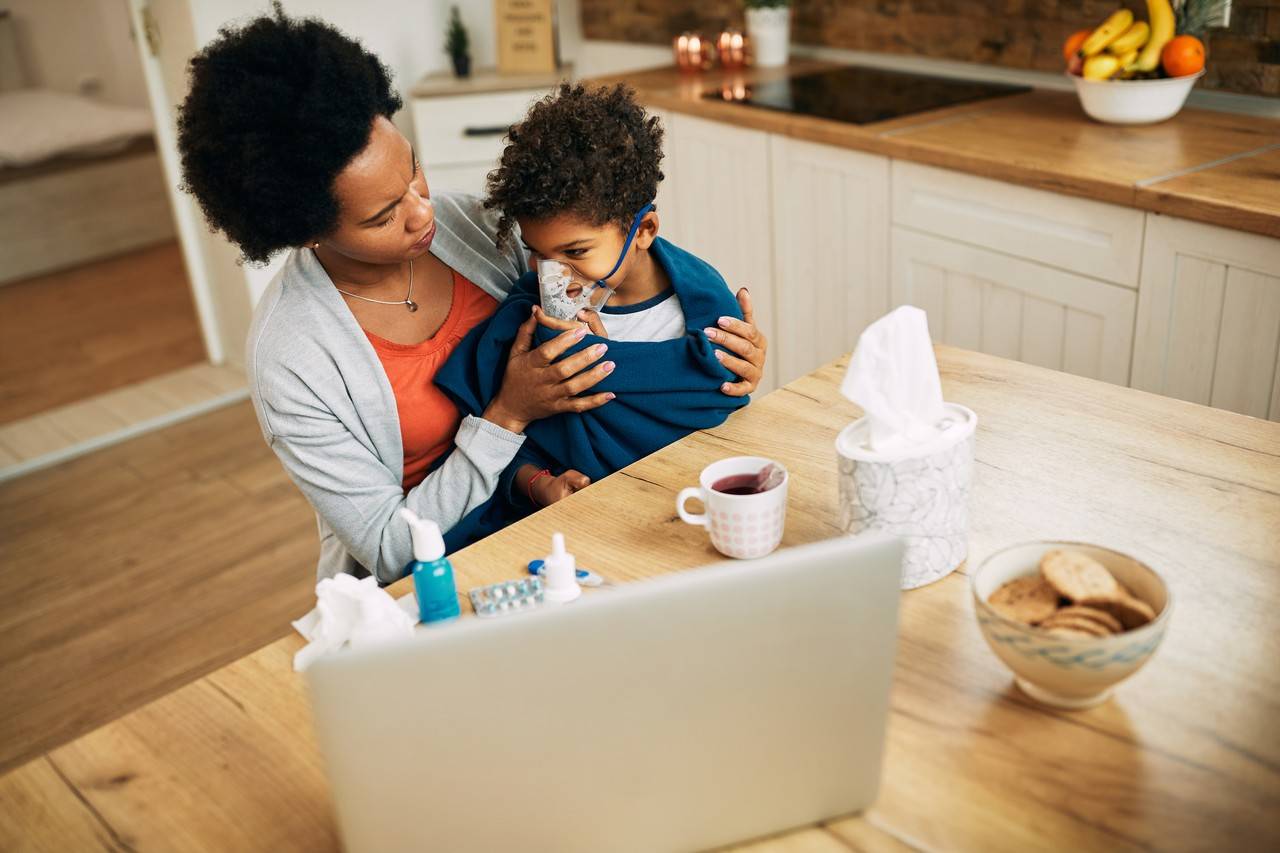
988 575 1060 625
1100 592 1156 630
1054 605 1123 634
1038 614 1111 638
1045 626 1096 640
1040 550 1121 604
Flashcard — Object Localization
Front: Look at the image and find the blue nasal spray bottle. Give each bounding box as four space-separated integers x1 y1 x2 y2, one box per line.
399 508 460 624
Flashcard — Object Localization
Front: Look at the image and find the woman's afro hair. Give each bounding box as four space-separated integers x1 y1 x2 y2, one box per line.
177 4 401 263
484 82 664 247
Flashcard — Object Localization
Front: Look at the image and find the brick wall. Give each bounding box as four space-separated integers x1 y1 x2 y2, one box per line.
579 0 1278 96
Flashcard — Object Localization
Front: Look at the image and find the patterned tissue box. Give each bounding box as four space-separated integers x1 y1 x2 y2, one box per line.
836 404 978 589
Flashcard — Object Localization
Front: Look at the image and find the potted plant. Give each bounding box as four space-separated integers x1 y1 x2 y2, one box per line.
445 5 471 78
745 0 791 68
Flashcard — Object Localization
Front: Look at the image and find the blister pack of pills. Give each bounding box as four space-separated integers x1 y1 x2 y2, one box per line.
469 577 544 618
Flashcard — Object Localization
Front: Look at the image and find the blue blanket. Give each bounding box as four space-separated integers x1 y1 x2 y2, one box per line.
435 237 749 550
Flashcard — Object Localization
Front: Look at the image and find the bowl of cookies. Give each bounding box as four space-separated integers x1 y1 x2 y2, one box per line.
972 542 1171 709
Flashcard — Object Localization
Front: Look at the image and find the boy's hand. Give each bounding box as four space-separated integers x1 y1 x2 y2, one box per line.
533 305 609 339
531 469 591 506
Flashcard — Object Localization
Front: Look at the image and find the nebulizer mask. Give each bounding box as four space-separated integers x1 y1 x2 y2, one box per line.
536 203 655 321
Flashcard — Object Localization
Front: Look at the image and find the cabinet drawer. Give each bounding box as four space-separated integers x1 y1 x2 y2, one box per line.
891 228 1137 385
411 89 546 168
892 161 1145 288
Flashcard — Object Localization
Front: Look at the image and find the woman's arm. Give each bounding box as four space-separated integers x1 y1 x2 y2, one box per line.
258 314 613 583
265 405 524 585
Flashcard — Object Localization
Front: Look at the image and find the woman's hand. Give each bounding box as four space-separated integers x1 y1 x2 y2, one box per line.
533 305 609 339
483 309 615 434
705 288 768 397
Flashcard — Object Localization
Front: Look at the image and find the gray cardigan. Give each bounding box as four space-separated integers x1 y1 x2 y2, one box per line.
246 193 528 583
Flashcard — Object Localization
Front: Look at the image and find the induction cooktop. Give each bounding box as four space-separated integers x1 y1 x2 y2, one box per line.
706 65 1030 125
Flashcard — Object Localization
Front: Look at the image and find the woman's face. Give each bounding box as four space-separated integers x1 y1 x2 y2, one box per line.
316 116 436 265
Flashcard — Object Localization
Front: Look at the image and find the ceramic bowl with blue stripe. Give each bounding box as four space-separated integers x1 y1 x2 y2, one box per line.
971 541 1172 710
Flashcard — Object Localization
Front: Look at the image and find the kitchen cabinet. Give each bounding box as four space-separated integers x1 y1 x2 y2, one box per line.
1131 214 1280 420
891 228 1137 385
412 87 551 195
769 136 889 386
892 162 1145 288
662 112 777 392
653 103 1279 419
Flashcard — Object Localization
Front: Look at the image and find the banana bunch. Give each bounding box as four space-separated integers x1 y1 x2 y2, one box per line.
1077 0 1176 81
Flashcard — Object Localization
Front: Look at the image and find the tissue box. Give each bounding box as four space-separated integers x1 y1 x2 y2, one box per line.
836 403 977 589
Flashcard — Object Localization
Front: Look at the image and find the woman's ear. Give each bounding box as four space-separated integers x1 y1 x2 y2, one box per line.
633 211 661 250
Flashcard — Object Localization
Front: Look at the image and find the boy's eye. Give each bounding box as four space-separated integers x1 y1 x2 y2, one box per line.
564 248 587 258
377 212 396 227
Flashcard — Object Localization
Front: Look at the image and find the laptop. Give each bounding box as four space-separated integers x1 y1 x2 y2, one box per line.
306 533 904 853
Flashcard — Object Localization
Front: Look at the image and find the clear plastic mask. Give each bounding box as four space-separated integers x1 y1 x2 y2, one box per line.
536 259 616 321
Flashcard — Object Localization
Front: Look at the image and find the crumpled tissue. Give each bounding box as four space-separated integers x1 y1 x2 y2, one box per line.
840 305 946 454
291 574 416 672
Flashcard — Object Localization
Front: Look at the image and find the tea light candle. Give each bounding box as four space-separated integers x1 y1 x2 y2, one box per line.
718 30 747 69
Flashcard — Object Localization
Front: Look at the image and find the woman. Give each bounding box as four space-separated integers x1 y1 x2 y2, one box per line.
176 9 768 584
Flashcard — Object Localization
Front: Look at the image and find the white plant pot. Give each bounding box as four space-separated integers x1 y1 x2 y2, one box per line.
746 6 790 68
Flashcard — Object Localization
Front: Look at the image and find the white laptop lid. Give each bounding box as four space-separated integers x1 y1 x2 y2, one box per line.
307 534 904 853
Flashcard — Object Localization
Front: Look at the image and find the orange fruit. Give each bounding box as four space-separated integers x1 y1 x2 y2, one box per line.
1063 29 1092 63
1162 35 1206 77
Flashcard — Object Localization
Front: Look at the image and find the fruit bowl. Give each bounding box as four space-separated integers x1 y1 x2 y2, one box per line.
1069 68 1204 125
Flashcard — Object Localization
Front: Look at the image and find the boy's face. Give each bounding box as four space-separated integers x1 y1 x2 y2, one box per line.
518 211 658 292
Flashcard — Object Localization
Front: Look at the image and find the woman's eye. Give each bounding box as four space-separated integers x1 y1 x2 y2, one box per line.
378 213 396 227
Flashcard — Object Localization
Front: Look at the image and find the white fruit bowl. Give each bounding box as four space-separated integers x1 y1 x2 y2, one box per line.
1069 69 1204 124
972 541 1172 709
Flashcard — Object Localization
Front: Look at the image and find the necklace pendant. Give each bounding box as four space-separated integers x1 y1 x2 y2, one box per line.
406 300 418 312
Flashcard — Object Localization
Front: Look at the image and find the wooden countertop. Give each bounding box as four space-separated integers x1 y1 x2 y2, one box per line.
4 347 1278 851
604 61 1280 238
410 64 574 98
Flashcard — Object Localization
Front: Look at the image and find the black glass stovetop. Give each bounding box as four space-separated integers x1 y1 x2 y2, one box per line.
706 65 1030 125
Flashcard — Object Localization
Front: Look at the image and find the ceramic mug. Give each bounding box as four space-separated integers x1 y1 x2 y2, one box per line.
676 456 788 559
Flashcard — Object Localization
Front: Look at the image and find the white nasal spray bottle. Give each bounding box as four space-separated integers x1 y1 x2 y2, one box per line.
542 532 581 604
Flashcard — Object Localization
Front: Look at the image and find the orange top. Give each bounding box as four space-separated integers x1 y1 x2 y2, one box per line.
364 271 498 491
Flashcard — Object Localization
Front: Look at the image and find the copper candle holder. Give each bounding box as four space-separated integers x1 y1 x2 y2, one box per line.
717 30 747 69
673 32 716 72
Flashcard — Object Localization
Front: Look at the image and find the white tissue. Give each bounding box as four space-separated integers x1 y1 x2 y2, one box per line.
840 305 946 454
291 574 416 671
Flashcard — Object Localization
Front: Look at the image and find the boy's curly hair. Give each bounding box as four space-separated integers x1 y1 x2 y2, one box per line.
176 4 402 264
484 83 664 247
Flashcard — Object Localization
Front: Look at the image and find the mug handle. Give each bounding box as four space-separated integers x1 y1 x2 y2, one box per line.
676 487 708 527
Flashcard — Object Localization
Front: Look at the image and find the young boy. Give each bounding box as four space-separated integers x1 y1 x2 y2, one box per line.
435 83 748 527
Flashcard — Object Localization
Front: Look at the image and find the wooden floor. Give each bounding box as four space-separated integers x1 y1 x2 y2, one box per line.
0 401 317 774
0 241 206 426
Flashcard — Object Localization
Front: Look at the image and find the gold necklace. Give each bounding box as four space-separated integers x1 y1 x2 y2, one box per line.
334 259 417 312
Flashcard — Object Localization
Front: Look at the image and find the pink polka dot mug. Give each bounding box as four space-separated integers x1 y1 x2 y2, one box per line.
676 456 788 559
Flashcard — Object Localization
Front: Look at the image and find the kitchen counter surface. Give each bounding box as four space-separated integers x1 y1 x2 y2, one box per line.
3 347 1277 851
602 61 1280 238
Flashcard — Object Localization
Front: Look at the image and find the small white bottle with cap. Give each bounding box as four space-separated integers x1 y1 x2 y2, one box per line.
541 532 581 604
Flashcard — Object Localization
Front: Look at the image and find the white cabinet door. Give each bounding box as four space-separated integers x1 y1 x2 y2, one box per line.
891 228 1137 385
1132 214 1280 420
770 136 890 387
664 112 776 391
649 108 683 248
